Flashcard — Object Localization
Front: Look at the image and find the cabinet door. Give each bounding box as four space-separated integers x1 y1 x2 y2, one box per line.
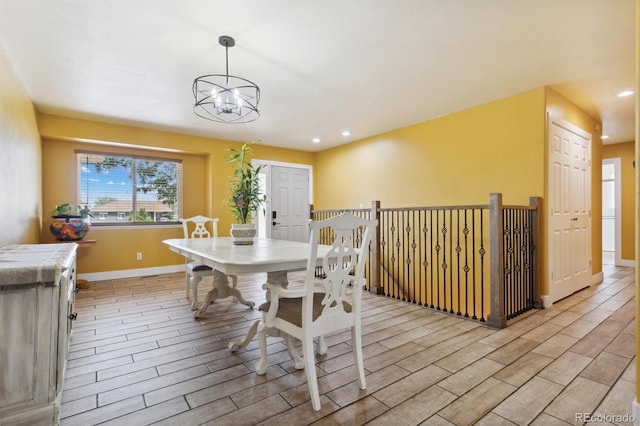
0 286 57 411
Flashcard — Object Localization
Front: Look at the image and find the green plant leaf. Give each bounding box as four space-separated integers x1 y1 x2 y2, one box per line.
224 143 267 224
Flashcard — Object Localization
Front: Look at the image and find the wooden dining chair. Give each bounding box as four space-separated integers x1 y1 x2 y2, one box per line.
180 215 238 310
255 212 376 411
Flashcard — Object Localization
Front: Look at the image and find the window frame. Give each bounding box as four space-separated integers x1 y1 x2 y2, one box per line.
76 150 183 227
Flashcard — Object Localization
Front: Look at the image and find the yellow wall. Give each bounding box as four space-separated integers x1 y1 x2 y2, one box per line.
636 0 639 406
602 141 636 261
0 45 42 246
38 113 314 274
315 88 546 208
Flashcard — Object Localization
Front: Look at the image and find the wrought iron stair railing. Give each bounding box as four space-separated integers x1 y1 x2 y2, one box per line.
311 193 541 328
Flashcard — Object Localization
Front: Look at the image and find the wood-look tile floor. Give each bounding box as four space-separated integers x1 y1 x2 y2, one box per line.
60 265 636 426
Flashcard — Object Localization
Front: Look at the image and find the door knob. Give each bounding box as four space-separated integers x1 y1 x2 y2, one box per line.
272 221 281 226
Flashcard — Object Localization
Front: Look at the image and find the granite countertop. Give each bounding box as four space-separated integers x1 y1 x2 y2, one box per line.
0 243 77 289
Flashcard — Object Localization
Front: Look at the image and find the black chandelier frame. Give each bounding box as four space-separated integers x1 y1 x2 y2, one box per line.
192 35 260 124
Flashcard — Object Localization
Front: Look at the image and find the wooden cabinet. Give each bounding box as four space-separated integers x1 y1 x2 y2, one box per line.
0 244 77 425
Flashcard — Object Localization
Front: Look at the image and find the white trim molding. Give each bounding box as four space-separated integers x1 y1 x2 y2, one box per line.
591 271 604 286
78 264 184 282
617 258 636 268
540 295 552 308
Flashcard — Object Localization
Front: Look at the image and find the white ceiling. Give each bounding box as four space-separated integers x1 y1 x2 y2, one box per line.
0 0 635 151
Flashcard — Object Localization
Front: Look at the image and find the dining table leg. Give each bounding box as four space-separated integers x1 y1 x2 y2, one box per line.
193 269 255 318
189 275 201 311
228 270 306 371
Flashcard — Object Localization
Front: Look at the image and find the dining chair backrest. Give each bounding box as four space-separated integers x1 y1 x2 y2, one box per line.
180 215 219 239
179 215 221 310
303 212 375 331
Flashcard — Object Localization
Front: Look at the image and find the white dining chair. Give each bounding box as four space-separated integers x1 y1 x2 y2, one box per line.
255 212 376 411
180 215 238 310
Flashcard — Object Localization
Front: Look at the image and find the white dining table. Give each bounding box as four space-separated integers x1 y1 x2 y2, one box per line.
163 237 331 367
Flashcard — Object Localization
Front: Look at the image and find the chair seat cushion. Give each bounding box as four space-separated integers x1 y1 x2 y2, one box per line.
187 262 213 273
259 293 351 328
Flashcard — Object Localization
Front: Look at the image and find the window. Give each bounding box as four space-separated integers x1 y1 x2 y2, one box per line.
77 151 183 225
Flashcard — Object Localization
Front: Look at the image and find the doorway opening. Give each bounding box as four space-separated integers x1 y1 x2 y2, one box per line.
252 159 313 241
601 158 621 266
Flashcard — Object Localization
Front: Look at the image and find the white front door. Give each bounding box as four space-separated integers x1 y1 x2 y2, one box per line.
270 165 310 242
547 118 592 303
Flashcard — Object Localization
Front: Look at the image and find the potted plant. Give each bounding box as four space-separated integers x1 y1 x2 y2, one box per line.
49 203 92 241
225 143 266 244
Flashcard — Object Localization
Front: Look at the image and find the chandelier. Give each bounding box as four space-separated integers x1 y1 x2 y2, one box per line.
193 35 260 123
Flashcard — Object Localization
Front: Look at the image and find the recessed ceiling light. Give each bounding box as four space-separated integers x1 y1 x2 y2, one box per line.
312 137 320 143
617 90 634 97
341 130 351 137
602 135 609 140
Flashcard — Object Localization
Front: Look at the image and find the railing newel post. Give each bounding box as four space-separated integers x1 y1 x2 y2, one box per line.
529 196 542 308
371 200 382 294
487 193 507 328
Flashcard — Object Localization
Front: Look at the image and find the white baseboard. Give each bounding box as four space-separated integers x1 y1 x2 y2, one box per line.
540 295 552 308
591 271 604 286
78 264 184 282
617 258 636 267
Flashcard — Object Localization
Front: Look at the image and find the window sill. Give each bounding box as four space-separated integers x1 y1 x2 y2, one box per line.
90 223 181 230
